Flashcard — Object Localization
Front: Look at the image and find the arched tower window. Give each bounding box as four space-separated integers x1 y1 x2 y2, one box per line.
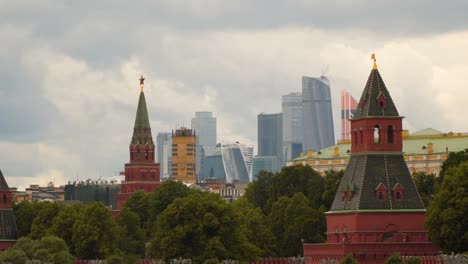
388 126 394 144
353 131 357 144
374 125 381 144
360 130 363 144
3 194 7 204
145 150 149 160
137 150 141 160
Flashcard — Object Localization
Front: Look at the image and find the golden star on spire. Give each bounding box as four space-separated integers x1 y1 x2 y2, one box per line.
139 75 145 92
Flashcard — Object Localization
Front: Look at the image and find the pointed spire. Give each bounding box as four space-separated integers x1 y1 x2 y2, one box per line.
131 76 154 146
353 54 399 119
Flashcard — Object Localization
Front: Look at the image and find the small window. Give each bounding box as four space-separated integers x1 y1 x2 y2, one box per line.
2 194 6 204
374 126 381 144
137 150 141 160
145 151 149 160
388 126 394 144
396 192 401 200
360 130 363 144
353 131 357 144
378 192 385 200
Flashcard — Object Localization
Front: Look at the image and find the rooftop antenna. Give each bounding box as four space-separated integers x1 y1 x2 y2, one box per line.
320 65 329 79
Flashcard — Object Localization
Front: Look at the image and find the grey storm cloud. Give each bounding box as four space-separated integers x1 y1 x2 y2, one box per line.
1 0 468 187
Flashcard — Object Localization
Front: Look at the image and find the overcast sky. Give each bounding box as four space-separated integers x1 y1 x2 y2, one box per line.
1 1 468 188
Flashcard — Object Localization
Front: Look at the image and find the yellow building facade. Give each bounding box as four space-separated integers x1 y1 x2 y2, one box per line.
287 128 468 176
171 128 197 184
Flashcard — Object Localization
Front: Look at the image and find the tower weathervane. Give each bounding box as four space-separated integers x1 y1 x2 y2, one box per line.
139 75 145 92
371 53 378 70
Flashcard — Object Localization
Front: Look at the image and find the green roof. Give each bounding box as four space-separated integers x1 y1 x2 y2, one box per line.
0 170 9 191
410 128 443 136
353 68 400 118
131 91 154 146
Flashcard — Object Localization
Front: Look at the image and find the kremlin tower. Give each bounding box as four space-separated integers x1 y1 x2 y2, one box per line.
0 170 18 251
303 55 439 263
116 76 161 210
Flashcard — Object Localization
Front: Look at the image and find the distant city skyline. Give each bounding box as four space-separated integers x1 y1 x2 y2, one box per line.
2 2 468 187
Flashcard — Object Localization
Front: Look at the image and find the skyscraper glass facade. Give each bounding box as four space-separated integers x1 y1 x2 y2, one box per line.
191 111 217 181
282 92 303 162
156 132 172 179
251 156 278 181
220 142 251 183
302 76 335 152
258 113 283 169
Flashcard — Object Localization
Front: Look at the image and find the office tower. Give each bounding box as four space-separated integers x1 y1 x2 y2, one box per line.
302 76 335 152
257 113 283 169
203 146 226 183
171 128 197 184
282 92 303 162
156 132 172 179
240 143 254 178
251 156 278 181
220 142 252 183
191 111 217 181
340 90 358 141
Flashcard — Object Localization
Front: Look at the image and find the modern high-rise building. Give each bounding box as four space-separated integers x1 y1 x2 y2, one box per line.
203 146 226 182
257 113 283 169
282 92 303 162
156 132 172 179
191 111 217 181
340 90 358 142
302 76 335 152
171 128 197 184
251 156 278 181
220 142 252 183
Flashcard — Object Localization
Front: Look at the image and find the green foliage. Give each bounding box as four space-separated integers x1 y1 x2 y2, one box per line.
72 202 118 259
426 161 468 253
47 203 83 254
405 256 421 264
439 148 468 181
0 249 28 264
412 172 437 206
13 201 38 237
384 253 403 264
232 198 277 256
322 170 344 210
148 192 260 263
116 207 146 257
244 171 274 212
30 202 65 239
2 236 74 264
340 254 359 264
123 190 153 232
267 193 325 257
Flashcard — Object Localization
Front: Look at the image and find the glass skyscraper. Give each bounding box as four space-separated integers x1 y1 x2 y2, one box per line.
156 132 172 179
302 76 335 152
220 142 252 183
251 156 278 181
191 111 217 181
282 92 303 162
257 113 283 169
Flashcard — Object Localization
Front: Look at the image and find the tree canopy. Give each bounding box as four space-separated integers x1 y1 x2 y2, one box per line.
426 161 468 253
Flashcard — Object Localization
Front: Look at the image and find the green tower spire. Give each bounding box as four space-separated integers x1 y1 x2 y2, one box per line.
130 76 154 147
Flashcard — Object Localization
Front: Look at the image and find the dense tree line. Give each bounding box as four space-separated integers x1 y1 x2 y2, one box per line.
4 165 342 262
3 148 467 262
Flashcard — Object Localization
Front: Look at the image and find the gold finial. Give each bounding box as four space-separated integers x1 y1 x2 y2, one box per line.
371 53 377 69
139 75 145 92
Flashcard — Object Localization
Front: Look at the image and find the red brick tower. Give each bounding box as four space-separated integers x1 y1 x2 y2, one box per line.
116 76 161 210
0 170 18 251
303 55 439 263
